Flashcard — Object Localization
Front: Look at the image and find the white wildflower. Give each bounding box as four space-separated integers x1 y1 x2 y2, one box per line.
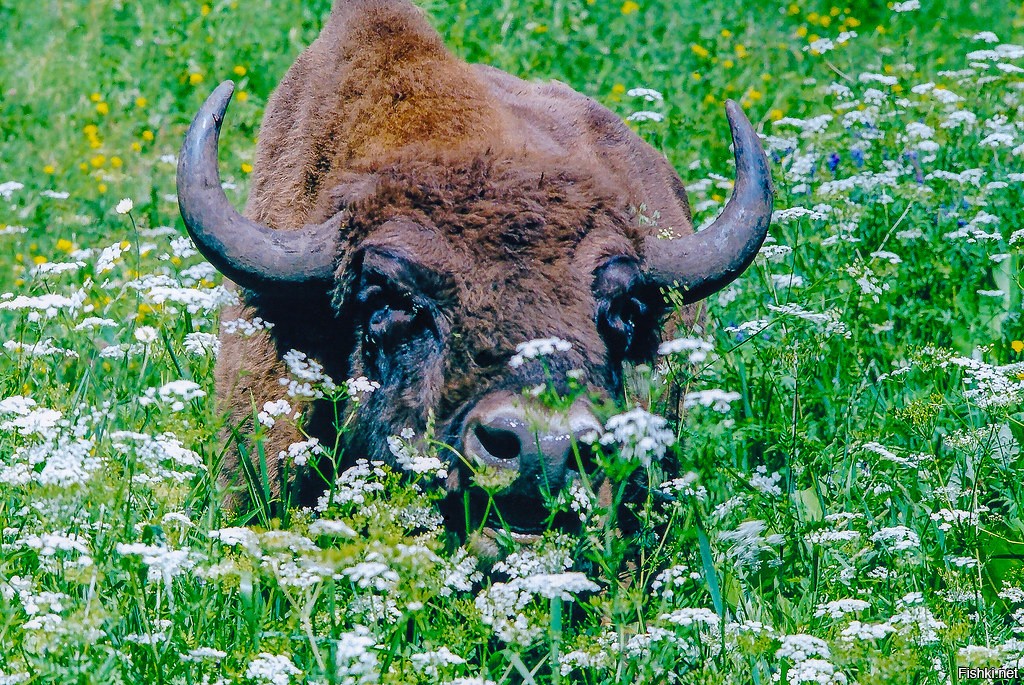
509 337 572 368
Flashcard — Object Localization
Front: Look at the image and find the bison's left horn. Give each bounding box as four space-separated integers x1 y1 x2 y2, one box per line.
645 100 773 303
177 81 339 291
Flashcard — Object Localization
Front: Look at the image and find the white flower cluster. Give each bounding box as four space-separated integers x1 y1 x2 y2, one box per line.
244 653 302 685
683 389 741 413
279 349 337 398
316 460 388 511
116 542 200 585
111 431 205 483
814 598 870 620
222 316 274 336
718 520 784 573
96 241 130 273
593 408 675 467
775 634 847 684
0 290 86 321
870 525 921 552
657 336 714 363
387 429 447 479
138 380 206 412
278 438 323 467
346 376 380 399
183 332 220 357
508 337 572 368
257 399 292 428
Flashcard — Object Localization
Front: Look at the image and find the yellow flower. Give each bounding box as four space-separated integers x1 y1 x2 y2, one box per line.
884 64 895 74
89 92 102 103
711 193 724 202
621 0 640 14
135 96 148 108
110 156 123 169
241 162 253 174
43 164 55 175
787 2 800 15
90 155 106 168
796 25 808 37
33 255 47 265
612 83 626 95
692 71 702 81
761 73 772 82
532 24 548 33
96 102 109 115
746 88 763 101
846 16 861 27
735 44 748 58
142 130 154 142
769 108 784 121
79 163 88 172
131 142 142 152
201 4 211 16
720 29 732 38
875 25 886 34
807 11 819 22
233 65 247 77
892 84 903 93
703 93 716 105
1012 340 1024 353
56 238 74 253
691 44 709 58
722 59 735 69
237 91 249 102
819 15 831 27
97 183 108 194
189 72 204 86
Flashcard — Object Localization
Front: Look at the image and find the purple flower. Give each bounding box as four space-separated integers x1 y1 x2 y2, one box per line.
827 152 841 173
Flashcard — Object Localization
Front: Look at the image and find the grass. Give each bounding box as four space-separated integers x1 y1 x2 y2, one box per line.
1 0 1024 683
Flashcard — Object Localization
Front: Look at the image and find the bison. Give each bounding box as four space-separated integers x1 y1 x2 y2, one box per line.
176 0 772 541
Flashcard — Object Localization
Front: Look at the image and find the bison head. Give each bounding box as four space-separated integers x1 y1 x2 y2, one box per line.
176 0 772 540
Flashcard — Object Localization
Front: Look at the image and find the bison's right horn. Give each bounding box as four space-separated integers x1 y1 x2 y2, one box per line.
177 81 339 292
644 100 774 303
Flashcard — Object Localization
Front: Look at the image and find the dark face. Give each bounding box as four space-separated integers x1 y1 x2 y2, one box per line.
323 156 667 536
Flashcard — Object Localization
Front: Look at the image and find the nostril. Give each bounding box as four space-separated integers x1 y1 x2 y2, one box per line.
474 423 522 462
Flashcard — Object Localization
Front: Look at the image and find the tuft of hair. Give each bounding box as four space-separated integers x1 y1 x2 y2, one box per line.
247 0 505 228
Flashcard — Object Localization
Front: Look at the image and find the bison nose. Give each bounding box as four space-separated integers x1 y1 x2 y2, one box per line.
461 391 601 495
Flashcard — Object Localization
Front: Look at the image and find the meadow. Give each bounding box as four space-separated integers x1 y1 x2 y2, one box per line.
1 0 1024 682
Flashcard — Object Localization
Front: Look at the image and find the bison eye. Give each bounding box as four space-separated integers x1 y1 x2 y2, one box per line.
358 284 424 350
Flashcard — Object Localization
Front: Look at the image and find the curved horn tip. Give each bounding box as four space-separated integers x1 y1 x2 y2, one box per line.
723 99 757 137
204 80 237 119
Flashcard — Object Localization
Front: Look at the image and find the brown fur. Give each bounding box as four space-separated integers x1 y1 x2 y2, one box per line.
216 0 697 504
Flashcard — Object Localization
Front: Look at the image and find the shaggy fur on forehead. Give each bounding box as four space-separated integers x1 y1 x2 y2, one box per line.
339 148 642 259
326 149 642 412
